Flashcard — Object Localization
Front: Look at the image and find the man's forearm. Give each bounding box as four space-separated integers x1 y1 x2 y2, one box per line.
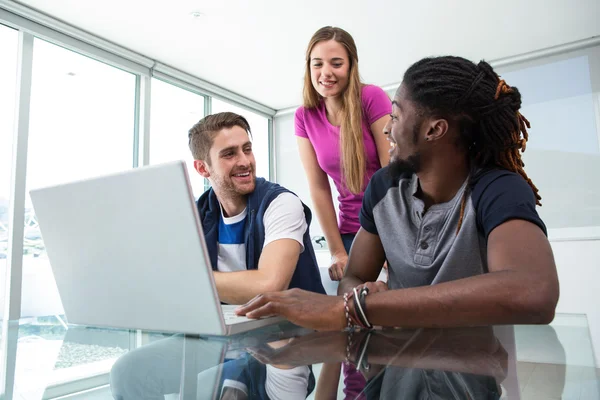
214 270 274 305
336 228 386 295
314 363 341 400
366 270 557 328
338 274 365 295
365 329 507 378
368 339 507 379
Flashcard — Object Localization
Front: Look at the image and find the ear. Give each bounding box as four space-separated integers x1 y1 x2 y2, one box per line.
193 160 210 178
424 118 449 142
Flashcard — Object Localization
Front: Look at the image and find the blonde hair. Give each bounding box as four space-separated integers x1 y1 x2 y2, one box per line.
303 26 366 194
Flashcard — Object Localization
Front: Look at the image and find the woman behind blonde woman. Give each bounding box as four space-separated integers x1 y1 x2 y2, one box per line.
294 26 391 400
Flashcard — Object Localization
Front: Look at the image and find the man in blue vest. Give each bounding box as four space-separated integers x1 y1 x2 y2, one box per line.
191 112 324 300
110 112 324 400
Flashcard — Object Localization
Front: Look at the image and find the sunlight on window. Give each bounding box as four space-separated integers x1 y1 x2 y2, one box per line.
0 21 19 384
13 38 135 393
149 78 205 198
501 56 600 230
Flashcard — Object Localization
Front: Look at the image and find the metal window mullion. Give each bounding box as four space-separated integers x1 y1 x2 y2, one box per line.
204 94 212 117
595 92 600 154
131 75 152 348
268 118 276 182
203 96 212 192
140 76 152 166
592 46 600 153
1 30 34 399
133 75 151 167
132 76 141 168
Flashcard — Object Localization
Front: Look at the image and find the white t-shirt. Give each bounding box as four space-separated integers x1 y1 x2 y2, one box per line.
217 192 307 272
221 365 311 400
265 364 311 400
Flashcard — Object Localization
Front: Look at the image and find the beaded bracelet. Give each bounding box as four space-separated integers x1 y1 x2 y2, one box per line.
344 327 354 365
343 292 353 330
344 291 366 329
343 292 356 365
344 292 366 329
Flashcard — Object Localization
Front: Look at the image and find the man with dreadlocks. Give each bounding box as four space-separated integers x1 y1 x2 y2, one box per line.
236 56 559 332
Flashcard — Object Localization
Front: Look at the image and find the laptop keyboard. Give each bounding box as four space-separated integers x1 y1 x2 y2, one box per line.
221 305 251 325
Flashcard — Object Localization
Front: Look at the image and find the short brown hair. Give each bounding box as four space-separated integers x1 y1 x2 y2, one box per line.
188 112 252 164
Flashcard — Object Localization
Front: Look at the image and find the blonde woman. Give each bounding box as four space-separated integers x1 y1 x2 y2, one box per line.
295 26 391 281
294 26 391 400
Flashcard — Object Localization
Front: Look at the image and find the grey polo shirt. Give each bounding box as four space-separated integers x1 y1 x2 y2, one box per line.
359 167 546 290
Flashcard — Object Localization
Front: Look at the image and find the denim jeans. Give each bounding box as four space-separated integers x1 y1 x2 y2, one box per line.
341 233 356 255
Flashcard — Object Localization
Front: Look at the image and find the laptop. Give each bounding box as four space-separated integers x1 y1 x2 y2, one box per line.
29 160 283 336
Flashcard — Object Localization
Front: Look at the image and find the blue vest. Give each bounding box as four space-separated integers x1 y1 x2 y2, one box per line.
197 178 326 295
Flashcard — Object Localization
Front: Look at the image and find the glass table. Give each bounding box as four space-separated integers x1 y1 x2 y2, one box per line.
2 313 598 399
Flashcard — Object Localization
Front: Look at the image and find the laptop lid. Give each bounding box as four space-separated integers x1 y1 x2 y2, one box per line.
29 161 228 335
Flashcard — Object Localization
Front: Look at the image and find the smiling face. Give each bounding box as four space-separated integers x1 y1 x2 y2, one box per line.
202 126 256 198
384 84 426 176
309 40 350 100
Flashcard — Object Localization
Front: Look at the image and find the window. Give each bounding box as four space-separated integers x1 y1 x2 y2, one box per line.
149 78 206 198
212 98 271 180
0 21 19 382
386 51 600 239
14 38 136 391
14 323 129 398
498 50 600 238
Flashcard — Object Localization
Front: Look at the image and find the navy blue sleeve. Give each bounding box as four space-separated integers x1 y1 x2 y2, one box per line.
471 170 547 239
359 167 396 235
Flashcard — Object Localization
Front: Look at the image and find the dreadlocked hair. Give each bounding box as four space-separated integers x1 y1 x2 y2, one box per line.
402 56 541 234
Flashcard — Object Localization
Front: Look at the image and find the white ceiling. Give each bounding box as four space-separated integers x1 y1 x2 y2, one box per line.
16 0 600 110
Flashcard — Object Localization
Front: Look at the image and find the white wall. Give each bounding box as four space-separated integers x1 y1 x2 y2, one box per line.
274 113 311 226
274 113 600 367
551 240 600 365
274 112 339 240
274 112 341 295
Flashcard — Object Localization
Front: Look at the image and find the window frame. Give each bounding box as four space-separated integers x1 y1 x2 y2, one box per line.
383 43 600 242
0 6 275 398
